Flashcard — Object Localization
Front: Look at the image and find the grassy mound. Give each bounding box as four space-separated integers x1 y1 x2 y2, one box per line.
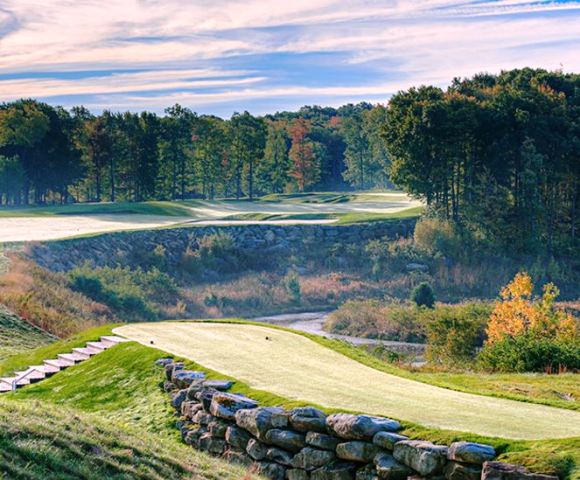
0 398 256 480
0 305 53 360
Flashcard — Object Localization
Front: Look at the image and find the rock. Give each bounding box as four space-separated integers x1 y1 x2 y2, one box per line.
336 442 380 463
306 432 341 451
356 464 379 480
223 448 253 466
198 432 226 455
192 410 213 425
482 462 558 480
405 263 429 273
266 446 295 466
225 425 253 450
287 469 310 480
208 418 231 438
183 425 207 446
163 380 177 392
448 442 496 465
445 462 482 480
265 429 306 453
326 414 401 440
196 387 218 411
203 379 235 391
289 407 327 433
155 357 174 367
292 447 336 471
165 361 183 381
247 438 269 461
374 452 411 480
186 379 207 400
181 400 203 419
311 461 358 480
254 461 287 480
170 389 188 410
209 392 258 420
393 440 448 476
235 407 289 439
172 369 206 388
372 432 408 451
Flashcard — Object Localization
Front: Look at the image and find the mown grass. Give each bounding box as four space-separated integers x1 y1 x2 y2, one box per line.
13 334 578 479
0 201 196 218
0 397 259 480
333 206 424 225
0 305 54 360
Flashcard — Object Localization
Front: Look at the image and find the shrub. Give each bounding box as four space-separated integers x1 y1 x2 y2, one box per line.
284 269 301 304
478 333 580 373
414 217 463 258
411 282 435 308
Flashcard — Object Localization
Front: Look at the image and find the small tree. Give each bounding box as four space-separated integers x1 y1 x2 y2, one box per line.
411 282 435 308
284 269 301 304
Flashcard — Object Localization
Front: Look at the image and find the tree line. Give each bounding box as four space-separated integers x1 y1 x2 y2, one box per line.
0 101 390 205
384 68 579 253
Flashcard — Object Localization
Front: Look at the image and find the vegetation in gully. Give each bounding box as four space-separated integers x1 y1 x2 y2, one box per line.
0 68 578 480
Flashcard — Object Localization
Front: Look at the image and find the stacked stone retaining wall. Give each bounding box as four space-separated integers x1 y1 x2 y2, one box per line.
27 220 415 272
159 358 558 480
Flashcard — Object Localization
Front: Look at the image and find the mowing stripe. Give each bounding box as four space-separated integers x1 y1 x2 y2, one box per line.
114 322 580 440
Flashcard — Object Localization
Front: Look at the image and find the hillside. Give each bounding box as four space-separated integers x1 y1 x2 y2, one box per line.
0 305 53 360
0 398 258 480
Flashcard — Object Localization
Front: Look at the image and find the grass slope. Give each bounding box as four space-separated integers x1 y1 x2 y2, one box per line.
114 321 580 440
0 398 257 480
0 305 53 360
11 337 578 479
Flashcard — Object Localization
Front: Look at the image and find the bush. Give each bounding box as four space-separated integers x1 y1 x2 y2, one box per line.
411 282 435 308
478 333 580 373
179 234 246 276
414 217 463 258
284 269 301 304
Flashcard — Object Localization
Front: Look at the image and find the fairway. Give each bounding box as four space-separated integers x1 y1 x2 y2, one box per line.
114 322 580 440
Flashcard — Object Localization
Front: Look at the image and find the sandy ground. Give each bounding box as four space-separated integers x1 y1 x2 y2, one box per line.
114 322 580 440
0 197 421 243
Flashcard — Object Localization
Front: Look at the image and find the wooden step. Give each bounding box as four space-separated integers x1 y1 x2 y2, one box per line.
45 358 72 369
14 368 46 382
86 341 107 351
35 363 60 374
100 335 128 347
58 353 87 363
0 377 30 387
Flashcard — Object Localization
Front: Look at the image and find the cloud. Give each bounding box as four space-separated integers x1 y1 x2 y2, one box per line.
0 0 578 113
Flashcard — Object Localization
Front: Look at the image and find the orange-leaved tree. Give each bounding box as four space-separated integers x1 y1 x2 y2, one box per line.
486 272 576 344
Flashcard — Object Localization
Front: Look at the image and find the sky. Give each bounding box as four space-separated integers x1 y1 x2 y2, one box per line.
0 0 579 117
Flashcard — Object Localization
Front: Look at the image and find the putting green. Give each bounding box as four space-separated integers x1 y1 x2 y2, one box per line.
114 322 580 440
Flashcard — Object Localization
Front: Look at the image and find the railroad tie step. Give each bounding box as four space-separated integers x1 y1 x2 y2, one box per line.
100 335 129 347
45 358 71 369
73 347 99 357
86 341 108 351
58 353 87 364
36 363 61 374
14 368 46 382
0 376 30 387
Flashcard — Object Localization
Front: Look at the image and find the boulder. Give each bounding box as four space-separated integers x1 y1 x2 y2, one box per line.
155 357 174 367
393 440 448 476
181 400 203 419
372 432 408 451
165 361 183 381
336 442 380 463
208 418 231 438
225 425 253 450
183 425 207 446
170 389 188 410
247 438 269 461
254 461 287 480
265 429 306 453
203 379 235 391
311 461 358 480
198 432 226 455
266 446 295 466
356 464 379 480
287 469 310 480
405 263 429 273
482 462 558 480
374 452 410 480
326 414 401 440
186 379 207 400
235 407 289 439
172 369 206 388
223 448 253 467
192 410 213 425
163 380 176 392
289 407 327 433
209 392 258 420
448 442 496 465
445 462 482 480
306 432 341 451
196 387 218 411
292 447 336 471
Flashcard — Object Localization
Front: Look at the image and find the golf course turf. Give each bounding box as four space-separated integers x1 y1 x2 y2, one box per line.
114 321 580 441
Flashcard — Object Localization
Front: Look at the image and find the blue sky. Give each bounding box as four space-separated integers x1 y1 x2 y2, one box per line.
0 0 578 117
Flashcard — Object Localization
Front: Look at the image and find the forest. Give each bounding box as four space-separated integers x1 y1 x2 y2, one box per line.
0 68 578 253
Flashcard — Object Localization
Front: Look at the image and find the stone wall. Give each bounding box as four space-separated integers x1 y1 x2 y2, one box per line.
27 220 416 272
159 359 557 480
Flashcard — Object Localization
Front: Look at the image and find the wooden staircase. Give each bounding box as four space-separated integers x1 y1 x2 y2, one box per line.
0 335 128 393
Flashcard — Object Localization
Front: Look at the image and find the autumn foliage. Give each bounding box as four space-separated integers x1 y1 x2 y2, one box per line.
486 272 577 344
